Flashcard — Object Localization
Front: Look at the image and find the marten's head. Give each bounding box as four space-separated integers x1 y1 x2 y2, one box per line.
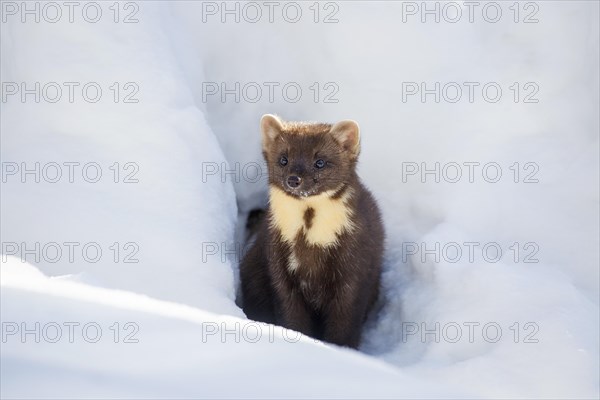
261 114 360 198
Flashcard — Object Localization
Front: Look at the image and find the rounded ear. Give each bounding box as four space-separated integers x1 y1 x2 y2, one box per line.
330 120 360 158
260 114 283 149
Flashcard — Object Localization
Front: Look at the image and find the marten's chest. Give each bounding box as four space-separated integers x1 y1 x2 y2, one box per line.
287 243 340 308
268 186 355 250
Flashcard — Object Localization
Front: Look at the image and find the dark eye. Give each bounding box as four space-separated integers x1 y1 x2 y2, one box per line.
314 159 325 169
279 156 288 166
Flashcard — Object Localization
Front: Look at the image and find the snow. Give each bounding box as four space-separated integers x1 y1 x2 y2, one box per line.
1 1 599 399
1 256 465 399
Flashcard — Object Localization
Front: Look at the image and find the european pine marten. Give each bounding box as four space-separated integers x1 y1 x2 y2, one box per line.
240 114 384 348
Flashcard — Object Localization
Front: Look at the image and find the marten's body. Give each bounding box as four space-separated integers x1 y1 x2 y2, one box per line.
240 115 384 348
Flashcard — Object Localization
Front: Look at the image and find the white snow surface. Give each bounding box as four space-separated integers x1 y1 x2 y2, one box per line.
1 1 599 399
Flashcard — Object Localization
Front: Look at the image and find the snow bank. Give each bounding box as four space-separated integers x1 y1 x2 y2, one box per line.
1 3 238 312
1 256 464 399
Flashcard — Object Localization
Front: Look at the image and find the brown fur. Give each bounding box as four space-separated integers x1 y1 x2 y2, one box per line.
239 115 384 348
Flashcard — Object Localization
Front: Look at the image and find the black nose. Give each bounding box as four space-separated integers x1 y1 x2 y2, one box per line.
287 175 302 188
